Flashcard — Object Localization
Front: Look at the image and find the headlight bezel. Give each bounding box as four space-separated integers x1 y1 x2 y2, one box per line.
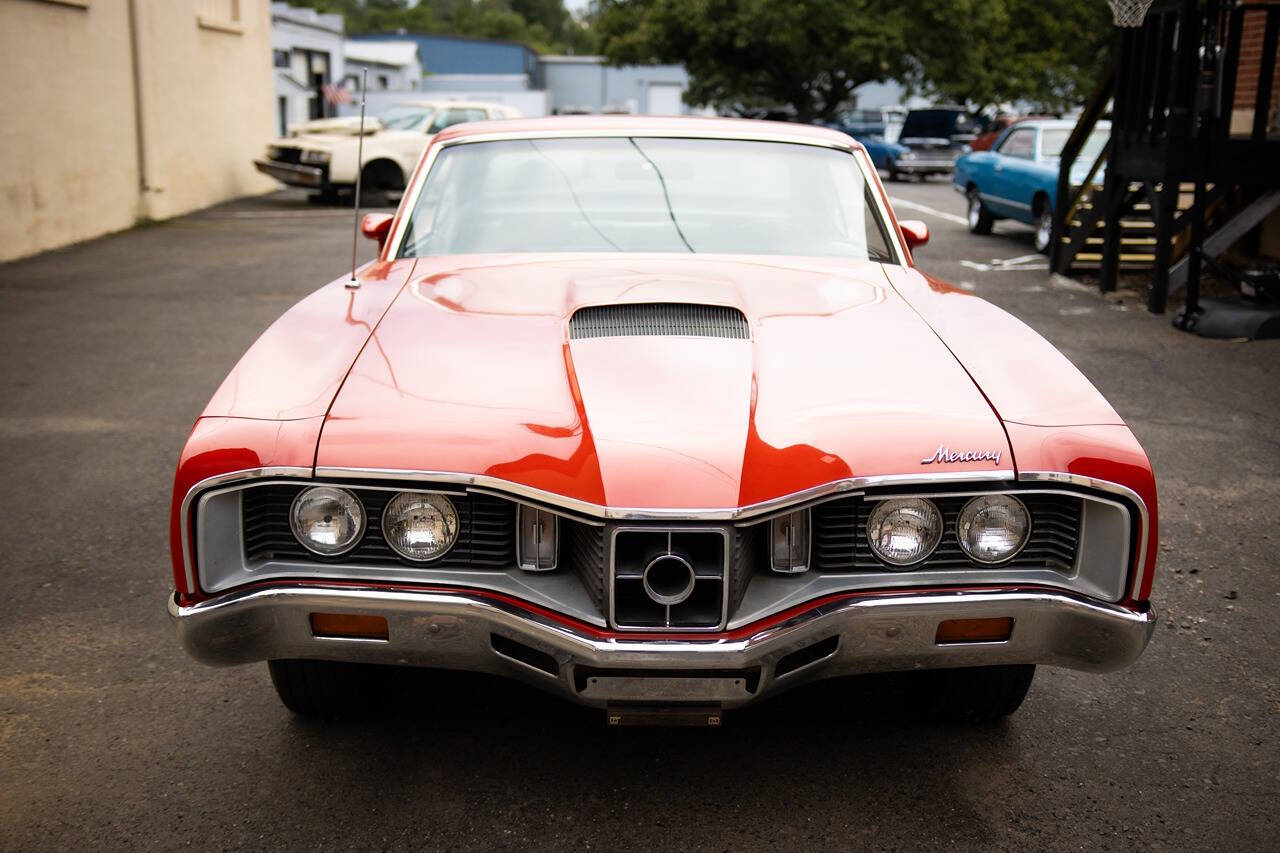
300 149 331 166
865 497 944 569
288 486 366 557
381 491 460 563
955 494 1032 565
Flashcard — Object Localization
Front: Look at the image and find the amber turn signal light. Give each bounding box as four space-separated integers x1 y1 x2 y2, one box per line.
310 612 389 640
935 617 1014 645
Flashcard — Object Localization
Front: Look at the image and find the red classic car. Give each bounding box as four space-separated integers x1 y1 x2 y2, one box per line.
168 116 1157 724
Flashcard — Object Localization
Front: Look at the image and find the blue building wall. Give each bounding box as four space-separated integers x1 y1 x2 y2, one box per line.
353 33 538 79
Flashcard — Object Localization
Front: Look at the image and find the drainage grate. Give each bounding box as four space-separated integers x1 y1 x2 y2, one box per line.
569 303 749 340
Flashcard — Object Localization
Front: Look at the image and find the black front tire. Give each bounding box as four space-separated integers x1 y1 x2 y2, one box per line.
887 160 903 182
966 188 995 235
268 659 385 718
921 664 1036 723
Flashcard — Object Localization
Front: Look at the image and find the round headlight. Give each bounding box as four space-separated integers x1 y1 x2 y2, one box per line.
956 494 1030 564
381 492 459 562
866 498 943 568
289 486 365 556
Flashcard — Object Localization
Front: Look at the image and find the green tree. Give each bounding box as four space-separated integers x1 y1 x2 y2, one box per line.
594 0 908 122
286 0 596 55
595 0 1114 118
902 0 1113 113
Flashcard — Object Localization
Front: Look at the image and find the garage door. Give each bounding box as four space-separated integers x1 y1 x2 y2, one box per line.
646 84 684 115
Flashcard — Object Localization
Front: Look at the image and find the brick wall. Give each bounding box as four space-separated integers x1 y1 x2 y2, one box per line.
1230 7 1280 136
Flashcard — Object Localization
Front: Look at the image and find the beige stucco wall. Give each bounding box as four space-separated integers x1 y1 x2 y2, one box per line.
0 0 276 262
0 0 140 261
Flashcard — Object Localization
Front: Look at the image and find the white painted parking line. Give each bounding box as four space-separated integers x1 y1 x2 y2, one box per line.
888 196 969 227
959 259 1050 273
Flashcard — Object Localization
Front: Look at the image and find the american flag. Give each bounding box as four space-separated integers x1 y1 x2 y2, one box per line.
322 82 352 106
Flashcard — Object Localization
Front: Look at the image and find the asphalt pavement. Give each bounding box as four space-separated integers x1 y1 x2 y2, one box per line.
1 183 1277 851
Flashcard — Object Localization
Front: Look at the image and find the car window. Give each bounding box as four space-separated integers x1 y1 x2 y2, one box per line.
1040 127 1109 162
428 109 480 134
381 107 435 132
398 137 898 263
1000 129 1035 159
901 109 975 139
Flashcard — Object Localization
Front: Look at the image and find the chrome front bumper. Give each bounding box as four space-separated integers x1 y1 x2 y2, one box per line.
253 159 325 188
894 159 956 173
170 586 1156 709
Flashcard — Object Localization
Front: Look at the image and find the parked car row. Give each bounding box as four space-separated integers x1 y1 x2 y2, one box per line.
827 107 1111 255
828 106 979 182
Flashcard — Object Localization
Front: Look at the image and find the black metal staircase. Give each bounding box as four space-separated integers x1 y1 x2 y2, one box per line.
1051 0 1280 319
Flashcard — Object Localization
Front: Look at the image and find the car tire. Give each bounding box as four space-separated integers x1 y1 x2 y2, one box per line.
1033 199 1054 254
887 160 903 182
920 664 1036 723
268 659 385 718
359 160 405 208
966 188 994 235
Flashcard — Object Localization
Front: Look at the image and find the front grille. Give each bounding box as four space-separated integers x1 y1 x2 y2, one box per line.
569 303 749 340
241 484 516 568
812 493 1081 572
611 529 728 629
563 519 606 611
271 146 303 164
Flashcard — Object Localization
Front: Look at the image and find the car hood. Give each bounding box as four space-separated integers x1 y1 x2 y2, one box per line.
315 255 1015 510
289 116 385 136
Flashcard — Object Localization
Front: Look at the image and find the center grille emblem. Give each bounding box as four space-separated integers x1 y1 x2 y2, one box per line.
610 528 729 630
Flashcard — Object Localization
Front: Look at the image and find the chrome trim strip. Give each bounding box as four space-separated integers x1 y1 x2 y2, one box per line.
313 466 1015 521
178 466 313 594
1017 472 1152 600
385 127 909 266
981 192 1033 211
170 585 1157 707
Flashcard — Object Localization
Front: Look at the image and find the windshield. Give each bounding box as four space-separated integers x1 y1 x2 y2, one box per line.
1040 127 1109 162
398 137 896 261
380 107 436 132
901 109 975 139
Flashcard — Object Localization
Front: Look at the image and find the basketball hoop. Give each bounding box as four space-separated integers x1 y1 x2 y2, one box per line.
1107 0 1154 27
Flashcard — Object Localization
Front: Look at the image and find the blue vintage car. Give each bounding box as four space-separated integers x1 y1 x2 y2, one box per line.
854 134 911 174
952 119 1110 253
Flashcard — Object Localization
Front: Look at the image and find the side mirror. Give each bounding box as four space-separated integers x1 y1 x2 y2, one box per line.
361 212 394 252
899 219 929 250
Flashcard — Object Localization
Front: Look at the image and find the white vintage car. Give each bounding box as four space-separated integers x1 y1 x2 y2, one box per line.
254 100 521 200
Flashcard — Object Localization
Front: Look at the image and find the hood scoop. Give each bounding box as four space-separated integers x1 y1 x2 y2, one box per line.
569 303 749 340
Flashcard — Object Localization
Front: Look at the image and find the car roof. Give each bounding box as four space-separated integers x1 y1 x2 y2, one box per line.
1010 118 1112 132
394 100 514 110
430 114 859 147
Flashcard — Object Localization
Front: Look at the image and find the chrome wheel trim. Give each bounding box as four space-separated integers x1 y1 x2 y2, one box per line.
1035 208 1053 252
968 194 982 229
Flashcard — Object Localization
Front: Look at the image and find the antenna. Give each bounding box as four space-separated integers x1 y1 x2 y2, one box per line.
346 67 368 290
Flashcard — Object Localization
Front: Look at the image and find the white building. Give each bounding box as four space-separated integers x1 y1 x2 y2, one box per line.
540 56 690 116
270 3 345 135
344 40 423 93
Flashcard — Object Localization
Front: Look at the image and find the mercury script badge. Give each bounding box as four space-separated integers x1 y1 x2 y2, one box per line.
921 444 1002 466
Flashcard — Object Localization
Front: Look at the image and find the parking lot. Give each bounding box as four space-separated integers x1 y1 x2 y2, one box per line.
1 180 1277 850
